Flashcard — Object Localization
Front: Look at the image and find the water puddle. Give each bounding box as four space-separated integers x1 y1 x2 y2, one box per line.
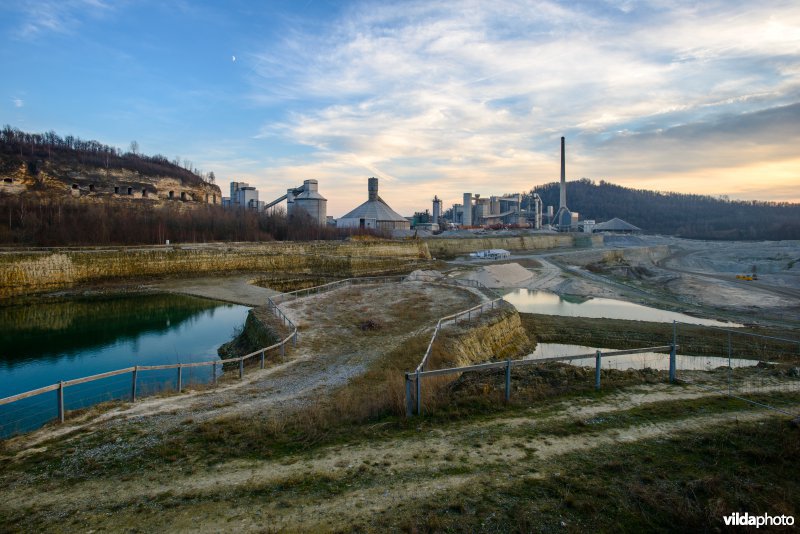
526 343 760 371
503 289 740 327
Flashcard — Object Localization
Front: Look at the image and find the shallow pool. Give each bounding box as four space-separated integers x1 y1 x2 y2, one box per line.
503 289 740 327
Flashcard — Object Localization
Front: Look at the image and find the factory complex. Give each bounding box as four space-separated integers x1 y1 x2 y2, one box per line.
219 137 638 235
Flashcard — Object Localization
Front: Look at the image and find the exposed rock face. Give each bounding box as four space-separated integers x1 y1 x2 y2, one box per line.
0 162 221 206
424 234 601 258
436 307 531 366
0 240 432 299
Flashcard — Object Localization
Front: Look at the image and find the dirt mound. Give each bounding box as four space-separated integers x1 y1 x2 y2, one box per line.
464 262 533 288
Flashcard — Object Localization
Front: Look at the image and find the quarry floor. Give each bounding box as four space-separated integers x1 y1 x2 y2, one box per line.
2 236 799 531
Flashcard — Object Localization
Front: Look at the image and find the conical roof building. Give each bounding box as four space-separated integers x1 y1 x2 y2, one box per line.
337 178 410 230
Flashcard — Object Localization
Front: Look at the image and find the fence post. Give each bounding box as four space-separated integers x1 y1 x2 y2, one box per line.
415 369 421 416
261 350 265 369
177 364 183 393
239 358 244 379
468 309 471 322
131 366 138 402
505 359 512 402
293 331 297 346
669 344 676 383
727 331 732 395
57 381 65 424
595 350 602 390
212 363 217 385
405 373 413 417
280 341 285 359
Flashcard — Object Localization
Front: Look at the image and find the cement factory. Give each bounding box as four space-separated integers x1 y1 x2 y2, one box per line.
220 137 639 235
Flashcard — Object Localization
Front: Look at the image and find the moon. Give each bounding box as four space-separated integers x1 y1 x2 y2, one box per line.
232 55 236 62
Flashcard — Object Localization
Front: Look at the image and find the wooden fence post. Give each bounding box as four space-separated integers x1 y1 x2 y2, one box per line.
415 369 422 416
505 359 512 402
131 366 138 402
239 358 244 379
595 351 602 390
177 364 183 393
212 363 217 385
57 381 65 424
405 373 413 417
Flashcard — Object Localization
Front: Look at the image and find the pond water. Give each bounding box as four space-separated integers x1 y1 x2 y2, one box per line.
503 289 740 327
526 343 760 371
0 294 249 437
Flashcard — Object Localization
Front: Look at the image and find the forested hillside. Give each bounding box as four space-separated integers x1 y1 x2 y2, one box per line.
530 179 800 240
0 125 212 186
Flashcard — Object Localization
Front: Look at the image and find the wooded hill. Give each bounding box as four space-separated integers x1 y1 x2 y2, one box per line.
0 125 212 186
530 179 800 240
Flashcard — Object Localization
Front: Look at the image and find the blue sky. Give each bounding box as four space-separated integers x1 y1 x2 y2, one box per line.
2 0 799 216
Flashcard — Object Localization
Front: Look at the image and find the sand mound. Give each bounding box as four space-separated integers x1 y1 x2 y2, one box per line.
465 263 533 288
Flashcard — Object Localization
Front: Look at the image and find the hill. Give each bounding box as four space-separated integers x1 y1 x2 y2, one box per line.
530 179 800 240
0 126 221 205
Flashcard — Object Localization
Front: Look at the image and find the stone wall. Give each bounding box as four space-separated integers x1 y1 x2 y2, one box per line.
0 240 431 299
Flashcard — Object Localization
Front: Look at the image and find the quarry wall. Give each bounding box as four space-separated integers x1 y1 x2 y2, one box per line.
437 307 531 367
0 240 430 299
424 234 602 258
551 245 670 266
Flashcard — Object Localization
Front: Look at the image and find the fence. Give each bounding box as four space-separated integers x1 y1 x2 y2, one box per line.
0 273 494 437
0 296 297 438
405 345 676 416
672 321 800 417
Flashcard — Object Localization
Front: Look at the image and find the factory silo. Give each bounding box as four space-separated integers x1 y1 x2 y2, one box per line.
292 179 327 226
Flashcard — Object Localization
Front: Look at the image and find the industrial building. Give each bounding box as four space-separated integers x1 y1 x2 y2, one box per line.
263 179 328 226
337 177 410 230
223 181 263 211
451 193 531 227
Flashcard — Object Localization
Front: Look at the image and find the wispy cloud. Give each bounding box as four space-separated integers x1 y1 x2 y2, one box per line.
241 0 800 212
12 97 23 108
14 0 112 39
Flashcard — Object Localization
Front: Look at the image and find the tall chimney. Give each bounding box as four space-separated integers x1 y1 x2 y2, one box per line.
559 136 566 209
368 177 379 201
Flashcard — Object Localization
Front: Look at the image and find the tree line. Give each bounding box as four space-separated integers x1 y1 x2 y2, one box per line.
527 179 800 240
0 197 384 246
1 125 215 186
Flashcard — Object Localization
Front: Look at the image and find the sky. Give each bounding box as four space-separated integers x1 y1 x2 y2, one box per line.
1 0 799 216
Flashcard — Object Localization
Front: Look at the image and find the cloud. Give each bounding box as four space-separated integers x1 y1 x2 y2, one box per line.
245 1 800 208
12 98 23 108
14 0 111 39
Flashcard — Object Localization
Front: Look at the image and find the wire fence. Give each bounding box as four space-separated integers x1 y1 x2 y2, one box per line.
673 321 800 417
0 273 494 438
0 300 298 439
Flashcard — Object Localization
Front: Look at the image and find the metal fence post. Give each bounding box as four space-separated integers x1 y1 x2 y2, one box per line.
669 344 676 383
405 373 413 417
293 331 297 346
595 351 602 390
261 350 265 369
505 359 512 402
131 366 138 402
212 363 217 385
177 364 183 392
415 369 421 416
239 358 244 379
57 381 65 424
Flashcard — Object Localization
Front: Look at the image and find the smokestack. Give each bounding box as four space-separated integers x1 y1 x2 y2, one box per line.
368 177 378 201
559 136 566 209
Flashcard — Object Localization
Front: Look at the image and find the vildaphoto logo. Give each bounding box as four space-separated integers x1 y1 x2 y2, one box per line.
723 512 795 528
